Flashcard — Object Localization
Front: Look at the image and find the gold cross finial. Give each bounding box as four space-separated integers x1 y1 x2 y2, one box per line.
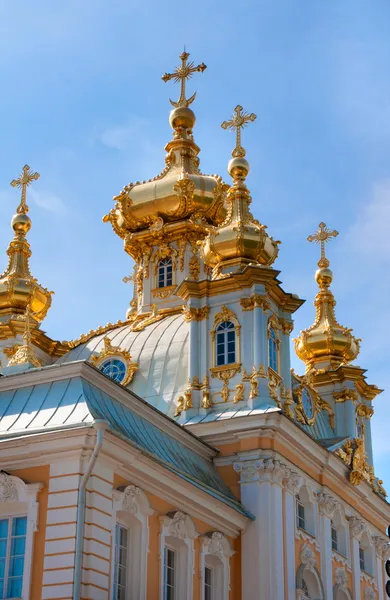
307 222 339 268
221 105 257 158
162 51 207 108
10 165 40 215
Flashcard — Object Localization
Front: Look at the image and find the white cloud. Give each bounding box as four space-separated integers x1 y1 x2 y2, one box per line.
344 180 390 263
29 188 66 214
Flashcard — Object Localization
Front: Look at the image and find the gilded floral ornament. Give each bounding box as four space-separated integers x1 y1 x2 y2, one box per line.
240 294 270 312
90 336 138 386
234 383 244 404
281 386 294 419
333 388 359 403
174 395 185 417
356 403 374 419
292 371 334 428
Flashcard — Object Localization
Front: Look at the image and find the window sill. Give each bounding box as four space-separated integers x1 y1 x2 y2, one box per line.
210 362 241 375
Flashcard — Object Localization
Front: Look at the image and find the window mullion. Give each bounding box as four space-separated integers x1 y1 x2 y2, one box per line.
4 517 11 596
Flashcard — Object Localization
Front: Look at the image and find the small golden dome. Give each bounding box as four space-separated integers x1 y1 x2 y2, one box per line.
294 223 360 371
0 166 53 323
169 106 196 131
201 105 279 277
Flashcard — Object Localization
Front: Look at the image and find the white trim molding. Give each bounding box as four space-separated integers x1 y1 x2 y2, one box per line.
112 485 154 600
159 511 199 600
200 532 234 600
0 471 43 600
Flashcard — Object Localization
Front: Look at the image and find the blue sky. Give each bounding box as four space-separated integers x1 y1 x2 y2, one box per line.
1 2 390 491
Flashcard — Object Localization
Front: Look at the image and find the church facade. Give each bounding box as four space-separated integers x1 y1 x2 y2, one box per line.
0 52 388 600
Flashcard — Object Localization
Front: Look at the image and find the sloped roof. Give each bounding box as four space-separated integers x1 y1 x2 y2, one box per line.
0 362 251 518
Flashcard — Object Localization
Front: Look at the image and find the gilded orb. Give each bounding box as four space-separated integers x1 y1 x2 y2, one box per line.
11 213 31 235
315 266 333 288
228 156 249 179
169 106 196 131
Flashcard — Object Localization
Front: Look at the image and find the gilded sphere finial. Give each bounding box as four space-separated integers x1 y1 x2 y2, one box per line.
315 266 333 288
169 106 196 131
228 156 250 179
11 212 31 235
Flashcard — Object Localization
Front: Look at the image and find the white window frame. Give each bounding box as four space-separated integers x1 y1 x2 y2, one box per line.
111 485 154 600
215 321 236 367
359 531 374 575
158 258 173 289
331 509 349 559
200 532 234 600
295 485 316 537
0 472 42 600
159 512 198 600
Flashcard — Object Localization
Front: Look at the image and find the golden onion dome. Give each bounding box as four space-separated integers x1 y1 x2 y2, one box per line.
0 166 53 323
201 105 280 278
104 52 227 252
294 223 360 371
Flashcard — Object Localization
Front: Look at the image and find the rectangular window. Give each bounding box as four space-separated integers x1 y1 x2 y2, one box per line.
0 516 27 599
204 566 212 600
331 522 338 552
164 547 175 600
113 523 129 600
296 497 305 531
359 545 365 571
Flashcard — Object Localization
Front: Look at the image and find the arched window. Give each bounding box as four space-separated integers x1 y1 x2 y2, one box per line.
302 579 309 597
295 486 316 537
216 321 236 366
112 485 154 600
268 326 278 372
296 544 324 600
200 532 234 600
158 258 173 288
160 512 198 600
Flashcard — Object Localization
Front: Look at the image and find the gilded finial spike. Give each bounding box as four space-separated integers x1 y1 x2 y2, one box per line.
307 222 339 268
221 105 257 158
162 51 207 108
10 165 40 215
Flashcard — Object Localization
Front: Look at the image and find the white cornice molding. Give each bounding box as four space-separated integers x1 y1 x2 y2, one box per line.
0 360 216 461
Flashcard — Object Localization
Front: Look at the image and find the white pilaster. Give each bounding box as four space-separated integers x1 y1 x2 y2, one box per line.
349 516 366 600
283 469 302 600
234 457 285 600
317 491 339 599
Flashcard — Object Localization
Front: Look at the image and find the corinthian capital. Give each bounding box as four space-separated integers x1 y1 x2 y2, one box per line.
373 535 390 559
348 516 366 540
283 467 302 495
234 457 285 485
316 491 339 518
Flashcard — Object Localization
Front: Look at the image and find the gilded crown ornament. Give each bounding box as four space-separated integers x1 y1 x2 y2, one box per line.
0 165 53 322
201 104 279 278
294 222 360 371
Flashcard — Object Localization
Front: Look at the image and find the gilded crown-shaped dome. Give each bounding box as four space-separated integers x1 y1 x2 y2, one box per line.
104 52 227 259
201 106 279 278
0 166 53 323
294 223 360 371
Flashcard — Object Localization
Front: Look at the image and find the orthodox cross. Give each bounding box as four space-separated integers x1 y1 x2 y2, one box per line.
307 222 339 267
162 51 207 108
10 165 40 215
221 105 257 158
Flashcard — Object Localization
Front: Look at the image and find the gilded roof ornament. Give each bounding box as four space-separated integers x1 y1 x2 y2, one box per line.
7 306 41 368
10 165 40 215
162 51 207 108
221 105 257 159
201 104 279 277
0 165 52 323
307 222 339 269
294 222 360 371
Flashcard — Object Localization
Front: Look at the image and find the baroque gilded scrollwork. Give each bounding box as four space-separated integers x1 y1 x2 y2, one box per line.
183 305 209 322
333 388 359 403
281 385 294 419
291 370 334 429
336 438 387 497
234 383 244 404
240 294 270 312
90 336 139 385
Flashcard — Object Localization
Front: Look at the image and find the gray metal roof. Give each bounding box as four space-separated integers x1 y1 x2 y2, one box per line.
0 368 251 518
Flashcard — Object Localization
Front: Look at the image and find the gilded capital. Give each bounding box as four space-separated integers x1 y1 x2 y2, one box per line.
183 305 210 322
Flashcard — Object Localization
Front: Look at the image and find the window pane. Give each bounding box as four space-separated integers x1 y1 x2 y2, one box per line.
205 566 212 600
7 576 23 598
12 517 27 537
0 521 8 540
0 541 6 559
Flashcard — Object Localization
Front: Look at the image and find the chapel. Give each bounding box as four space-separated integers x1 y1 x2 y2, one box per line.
0 51 388 600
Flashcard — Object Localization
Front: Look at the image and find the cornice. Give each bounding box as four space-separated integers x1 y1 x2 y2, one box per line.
176 265 304 313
